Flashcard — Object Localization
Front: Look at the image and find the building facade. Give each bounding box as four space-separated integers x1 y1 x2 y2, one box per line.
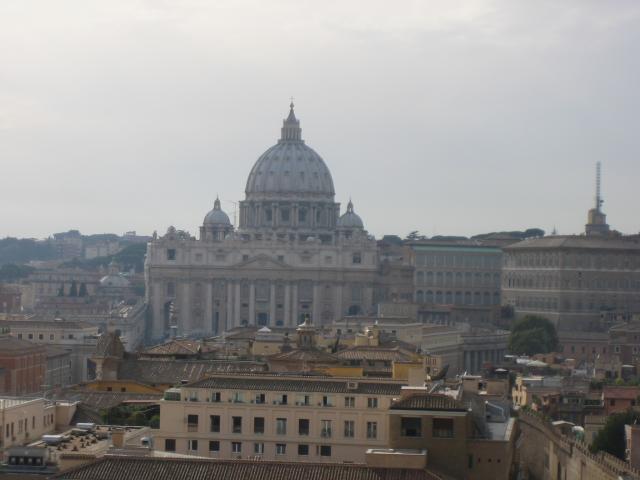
0 333 47 396
502 236 640 332
409 241 503 327
146 105 377 341
156 374 402 463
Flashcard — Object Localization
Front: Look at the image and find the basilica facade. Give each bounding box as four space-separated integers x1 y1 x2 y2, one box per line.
145 104 377 341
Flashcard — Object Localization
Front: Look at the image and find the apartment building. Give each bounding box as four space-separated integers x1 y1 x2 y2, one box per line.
156 374 403 463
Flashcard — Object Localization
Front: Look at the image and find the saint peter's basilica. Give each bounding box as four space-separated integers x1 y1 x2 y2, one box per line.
145 104 378 341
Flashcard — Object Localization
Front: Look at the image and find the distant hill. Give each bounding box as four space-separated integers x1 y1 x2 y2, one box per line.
0 237 56 266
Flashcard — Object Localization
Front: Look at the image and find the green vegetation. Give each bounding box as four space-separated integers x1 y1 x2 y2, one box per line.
591 411 640 459
508 315 559 355
0 263 35 282
0 237 56 266
62 243 147 273
100 404 160 428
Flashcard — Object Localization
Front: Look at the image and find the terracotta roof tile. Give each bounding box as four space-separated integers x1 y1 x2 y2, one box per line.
54 456 437 480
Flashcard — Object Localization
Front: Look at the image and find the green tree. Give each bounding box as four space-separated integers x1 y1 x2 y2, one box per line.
591 410 640 459
508 315 559 355
68 280 78 297
78 283 88 297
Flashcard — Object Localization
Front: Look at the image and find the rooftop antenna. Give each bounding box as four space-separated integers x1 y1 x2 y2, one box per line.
595 161 603 212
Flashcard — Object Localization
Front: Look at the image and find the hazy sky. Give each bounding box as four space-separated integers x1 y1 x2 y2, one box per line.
1 1 639 240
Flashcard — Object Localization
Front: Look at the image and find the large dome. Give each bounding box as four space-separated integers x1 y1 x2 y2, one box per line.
245 104 335 200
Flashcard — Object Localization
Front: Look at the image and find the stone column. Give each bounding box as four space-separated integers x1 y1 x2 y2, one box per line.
284 283 291 326
334 283 344 322
234 282 241 327
181 282 191 335
249 283 256 326
205 282 213 334
291 283 298 326
363 286 374 315
226 282 233 332
312 284 322 324
269 282 276 326
151 282 165 340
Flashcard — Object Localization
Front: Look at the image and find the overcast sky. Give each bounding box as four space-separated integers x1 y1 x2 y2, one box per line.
1 1 639 240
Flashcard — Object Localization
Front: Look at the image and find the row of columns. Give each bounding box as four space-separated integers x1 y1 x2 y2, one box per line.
463 349 506 374
152 280 373 339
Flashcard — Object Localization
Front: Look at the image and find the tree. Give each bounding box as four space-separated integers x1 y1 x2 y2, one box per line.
68 280 78 297
508 315 559 355
591 410 640 459
78 283 88 297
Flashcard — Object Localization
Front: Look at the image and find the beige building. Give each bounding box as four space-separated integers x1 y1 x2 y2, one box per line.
0 397 56 459
155 374 403 463
146 105 377 342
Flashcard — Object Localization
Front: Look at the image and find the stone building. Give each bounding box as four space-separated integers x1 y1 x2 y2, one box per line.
502 167 640 333
146 105 377 341
502 235 640 332
408 240 504 327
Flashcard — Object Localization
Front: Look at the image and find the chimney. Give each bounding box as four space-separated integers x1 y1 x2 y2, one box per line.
111 428 125 448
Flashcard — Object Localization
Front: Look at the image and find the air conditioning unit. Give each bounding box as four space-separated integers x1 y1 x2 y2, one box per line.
295 402 300 406
273 401 277 405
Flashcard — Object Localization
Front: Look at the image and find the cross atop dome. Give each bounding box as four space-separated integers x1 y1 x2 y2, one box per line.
280 100 302 142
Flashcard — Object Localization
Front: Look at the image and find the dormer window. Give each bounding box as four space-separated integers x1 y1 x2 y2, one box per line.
167 249 176 261
352 253 362 264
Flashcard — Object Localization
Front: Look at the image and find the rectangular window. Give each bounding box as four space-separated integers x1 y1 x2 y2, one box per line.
232 392 244 403
167 249 176 260
433 418 454 438
187 414 198 432
298 418 310 436
255 393 266 404
188 439 198 452
298 444 309 456
209 440 220 452
254 417 264 434
232 442 242 454
211 392 221 402
319 445 332 457
321 420 332 438
297 394 311 406
367 397 378 408
276 418 287 435
210 415 220 433
254 442 264 454
366 421 377 439
232 416 242 434
401 417 422 437
322 395 333 407
352 253 362 264
165 439 176 452
276 443 287 455
344 420 355 438
344 396 355 408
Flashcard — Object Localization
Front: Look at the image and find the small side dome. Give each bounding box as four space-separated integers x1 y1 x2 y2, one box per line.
204 197 231 227
337 200 364 229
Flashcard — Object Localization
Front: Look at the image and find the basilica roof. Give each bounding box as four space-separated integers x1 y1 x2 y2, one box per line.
244 103 335 200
